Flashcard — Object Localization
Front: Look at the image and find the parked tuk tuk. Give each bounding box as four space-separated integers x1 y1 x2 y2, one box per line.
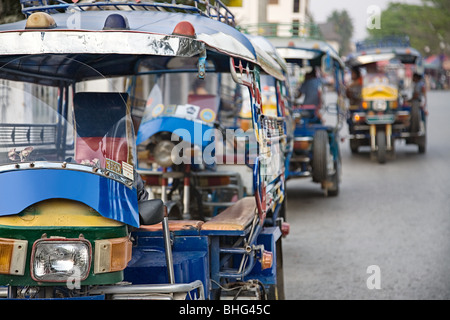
0 0 287 300
346 37 426 163
276 39 345 196
136 32 290 225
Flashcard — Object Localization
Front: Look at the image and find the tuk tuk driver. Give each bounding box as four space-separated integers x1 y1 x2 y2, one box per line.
296 69 323 121
346 67 363 109
409 72 427 115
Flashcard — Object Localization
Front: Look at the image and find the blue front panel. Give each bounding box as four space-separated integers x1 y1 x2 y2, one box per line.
294 123 330 138
0 169 139 227
125 231 210 298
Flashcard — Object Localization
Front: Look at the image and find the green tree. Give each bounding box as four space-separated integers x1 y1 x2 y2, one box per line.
366 2 450 56
327 9 354 56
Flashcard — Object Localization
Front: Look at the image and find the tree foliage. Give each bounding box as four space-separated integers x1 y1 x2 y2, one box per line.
327 9 354 56
366 1 450 56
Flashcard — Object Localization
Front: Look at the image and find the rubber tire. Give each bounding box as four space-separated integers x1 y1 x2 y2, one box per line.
376 130 386 164
418 134 427 154
350 139 359 154
312 130 329 182
328 158 340 197
410 101 421 134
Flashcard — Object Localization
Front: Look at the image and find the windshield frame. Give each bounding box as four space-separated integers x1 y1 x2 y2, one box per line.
0 75 137 188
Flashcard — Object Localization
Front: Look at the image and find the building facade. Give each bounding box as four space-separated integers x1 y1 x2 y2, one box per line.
230 0 311 37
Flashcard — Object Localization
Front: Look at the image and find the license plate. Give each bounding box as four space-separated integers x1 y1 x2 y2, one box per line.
366 114 395 124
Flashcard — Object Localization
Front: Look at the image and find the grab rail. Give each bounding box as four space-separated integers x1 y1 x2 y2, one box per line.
20 0 236 26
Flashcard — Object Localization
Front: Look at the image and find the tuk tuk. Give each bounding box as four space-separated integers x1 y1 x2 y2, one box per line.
135 32 290 225
0 0 287 300
276 39 345 196
346 37 426 163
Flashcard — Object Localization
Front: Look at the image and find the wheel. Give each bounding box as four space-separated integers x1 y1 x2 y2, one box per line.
418 134 427 154
376 130 386 164
350 139 359 154
410 101 421 134
418 115 427 154
328 158 340 197
410 102 427 153
312 130 329 182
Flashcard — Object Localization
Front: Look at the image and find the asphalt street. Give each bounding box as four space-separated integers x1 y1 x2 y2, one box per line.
283 90 450 300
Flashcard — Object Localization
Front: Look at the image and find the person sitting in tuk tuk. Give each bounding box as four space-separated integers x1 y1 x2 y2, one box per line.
296 69 323 122
346 67 363 109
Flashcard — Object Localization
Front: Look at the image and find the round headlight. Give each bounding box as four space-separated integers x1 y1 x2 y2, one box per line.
153 140 175 167
373 100 387 111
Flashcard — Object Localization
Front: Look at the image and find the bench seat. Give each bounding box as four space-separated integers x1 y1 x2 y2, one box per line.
137 197 257 234
201 197 256 231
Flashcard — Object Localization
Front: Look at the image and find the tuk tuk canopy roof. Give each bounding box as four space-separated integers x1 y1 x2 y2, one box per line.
275 39 344 69
346 46 422 67
0 9 285 85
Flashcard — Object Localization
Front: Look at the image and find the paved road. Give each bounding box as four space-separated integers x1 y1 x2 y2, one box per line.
283 90 450 300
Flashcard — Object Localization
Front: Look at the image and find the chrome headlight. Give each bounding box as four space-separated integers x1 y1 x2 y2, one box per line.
153 140 175 167
373 100 387 111
31 238 91 282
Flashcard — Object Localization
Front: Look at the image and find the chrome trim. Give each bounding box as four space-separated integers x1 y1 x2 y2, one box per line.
0 161 134 187
89 281 205 300
348 134 368 140
293 136 313 142
0 32 206 58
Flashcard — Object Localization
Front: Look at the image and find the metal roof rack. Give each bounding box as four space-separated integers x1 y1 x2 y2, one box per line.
355 36 410 52
237 22 323 40
20 0 236 26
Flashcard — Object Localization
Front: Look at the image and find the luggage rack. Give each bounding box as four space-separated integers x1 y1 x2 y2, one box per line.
355 36 411 52
20 0 236 26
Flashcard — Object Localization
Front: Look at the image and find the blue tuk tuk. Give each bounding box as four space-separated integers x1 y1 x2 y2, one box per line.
0 0 287 300
276 39 346 196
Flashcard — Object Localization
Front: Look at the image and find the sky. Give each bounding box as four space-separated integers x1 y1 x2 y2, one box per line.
309 0 423 41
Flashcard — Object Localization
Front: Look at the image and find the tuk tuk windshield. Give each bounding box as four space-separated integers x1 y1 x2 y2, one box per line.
363 73 398 88
141 72 221 125
139 71 252 128
0 80 137 185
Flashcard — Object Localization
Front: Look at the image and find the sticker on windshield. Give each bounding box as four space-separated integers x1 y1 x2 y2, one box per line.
122 161 134 181
163 105 176 116
199 108 216 123
151 104 164 117
175 104 200 119
106 158 122 175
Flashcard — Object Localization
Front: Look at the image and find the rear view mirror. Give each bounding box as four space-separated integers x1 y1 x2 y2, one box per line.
139 199 164 225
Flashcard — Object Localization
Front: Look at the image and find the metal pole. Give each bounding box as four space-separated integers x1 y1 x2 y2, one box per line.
162 206 175 284
183 164 191 219
161 167 167 203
